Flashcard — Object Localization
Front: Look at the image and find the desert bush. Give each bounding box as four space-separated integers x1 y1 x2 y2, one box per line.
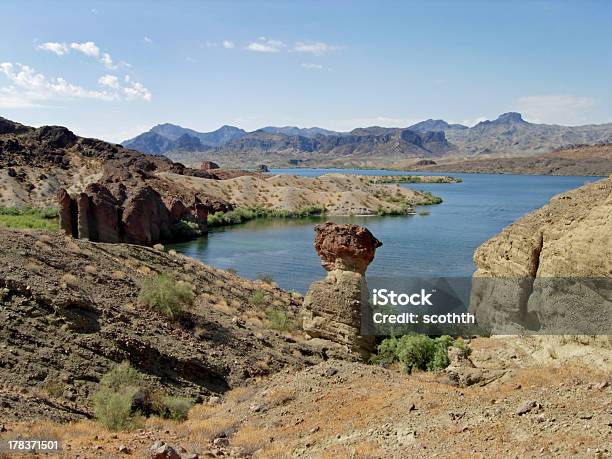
250 290 266 306
266 307 294 332
156 396 194 421
226 267 237 275
93 389 138 431
373 334 461 373
93 361 144 431
139 273 195 320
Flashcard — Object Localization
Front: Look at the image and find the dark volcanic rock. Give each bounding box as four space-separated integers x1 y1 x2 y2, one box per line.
122 186 171 246
200 161 220 171
35 125 78 149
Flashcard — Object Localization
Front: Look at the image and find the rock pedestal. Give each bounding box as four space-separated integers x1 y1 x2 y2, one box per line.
302 222 381 361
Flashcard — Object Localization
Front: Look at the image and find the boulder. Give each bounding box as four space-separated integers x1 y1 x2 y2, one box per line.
303 223 381 360
314 222 382 274
200 161 220 171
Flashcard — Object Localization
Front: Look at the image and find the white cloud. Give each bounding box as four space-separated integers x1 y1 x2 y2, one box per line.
301 63 323 70
515 94 595 125
246 42 278 53
0 62 152 107
123 75 152 101
100 53 115 69
292 41 333 56
246 38 285 53
0 62 114 106
37 42 69 56
222 40 235 49
98 74 119 89
143 36 153 44
70 41 100 57
36 41 118 69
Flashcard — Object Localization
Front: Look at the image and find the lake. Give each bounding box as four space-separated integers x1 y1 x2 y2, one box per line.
168 170 600 293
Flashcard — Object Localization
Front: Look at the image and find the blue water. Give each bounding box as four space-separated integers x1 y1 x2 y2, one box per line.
169 170 600 293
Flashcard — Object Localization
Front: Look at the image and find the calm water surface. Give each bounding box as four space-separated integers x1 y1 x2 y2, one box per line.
169 169 599 292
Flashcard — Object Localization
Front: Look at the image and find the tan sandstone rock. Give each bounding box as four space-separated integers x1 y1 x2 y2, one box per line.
303 222 381 360
470 176 612 335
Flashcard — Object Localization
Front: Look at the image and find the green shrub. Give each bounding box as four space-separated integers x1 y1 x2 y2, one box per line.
94 388 139 431
157 396 194 421
0 206 59 231
266 307 294 332
207 205 325 228
93 361 144 431
99 360 144 392
373 334 461 373
250 291 266 306
138 274 195 320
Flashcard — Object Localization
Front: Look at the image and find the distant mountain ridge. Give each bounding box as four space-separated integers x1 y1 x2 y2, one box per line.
121 113 612 168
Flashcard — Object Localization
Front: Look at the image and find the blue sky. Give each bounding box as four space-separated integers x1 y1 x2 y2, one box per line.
1 0 611 142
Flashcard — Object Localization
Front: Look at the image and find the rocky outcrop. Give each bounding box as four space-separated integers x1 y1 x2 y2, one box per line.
469 176 612 334
302 223 381 360
200 161 220 171
56 184 210 245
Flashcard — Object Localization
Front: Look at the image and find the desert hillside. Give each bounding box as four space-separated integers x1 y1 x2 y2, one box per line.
159 172 443 216
0 226 326 423
415 144 612 176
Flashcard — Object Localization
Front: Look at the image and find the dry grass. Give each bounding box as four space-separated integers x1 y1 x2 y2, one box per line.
185 415 237 441
153 243 165 251
210 297 238 315
225 386 256 404
267 387 295 407
232 425 269 454
111 270 126 280
61 273 79 287
137 265 152 275
84 264 97 275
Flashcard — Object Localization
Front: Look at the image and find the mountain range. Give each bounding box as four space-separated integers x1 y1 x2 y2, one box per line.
122 113 612 168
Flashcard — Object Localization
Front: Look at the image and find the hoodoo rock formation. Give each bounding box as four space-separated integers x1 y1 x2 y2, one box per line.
302 222 382 360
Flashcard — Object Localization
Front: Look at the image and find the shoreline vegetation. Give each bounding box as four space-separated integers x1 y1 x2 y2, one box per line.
366 175 462 184
0 207 59 232
0 175 450 237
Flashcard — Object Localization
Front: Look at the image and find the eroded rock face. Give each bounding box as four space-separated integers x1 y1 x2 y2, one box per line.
56 184 209 246
470 176 612 334
303 223 381 360
314 222 382 274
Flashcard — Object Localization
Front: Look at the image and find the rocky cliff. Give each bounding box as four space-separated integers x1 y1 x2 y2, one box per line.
470 176 612 334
